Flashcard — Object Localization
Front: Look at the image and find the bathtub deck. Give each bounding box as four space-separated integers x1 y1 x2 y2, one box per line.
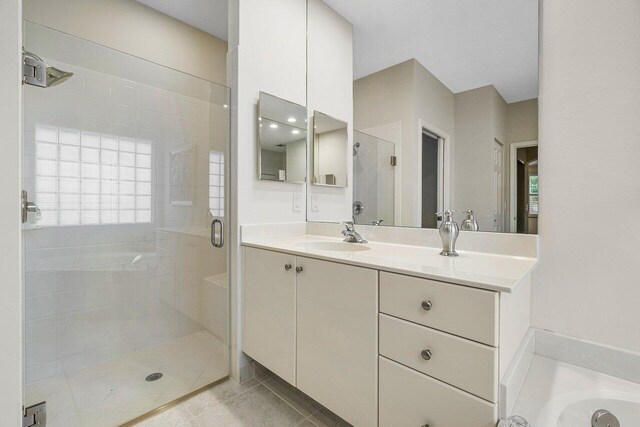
512 355 640 425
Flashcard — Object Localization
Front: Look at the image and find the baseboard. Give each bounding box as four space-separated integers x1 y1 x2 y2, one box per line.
499 328 535 418
535 329 640 384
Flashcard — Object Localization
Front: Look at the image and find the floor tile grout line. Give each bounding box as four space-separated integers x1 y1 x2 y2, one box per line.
259 376 324 421
184 376 263 420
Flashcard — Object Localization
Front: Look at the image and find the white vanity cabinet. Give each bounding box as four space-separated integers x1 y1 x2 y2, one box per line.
242 241 531 427
243 247 378 425
296 257 378 426
243 247 297 385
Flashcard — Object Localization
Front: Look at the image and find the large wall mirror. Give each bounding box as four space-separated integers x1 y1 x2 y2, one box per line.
312 111 348 187
310 1 539 234
258 92 307 183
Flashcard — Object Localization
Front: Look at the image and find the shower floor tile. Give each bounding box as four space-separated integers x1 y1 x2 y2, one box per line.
24 331 228 427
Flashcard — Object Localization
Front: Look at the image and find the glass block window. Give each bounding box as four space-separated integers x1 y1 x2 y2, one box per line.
34 124 152 226
209 150 225 217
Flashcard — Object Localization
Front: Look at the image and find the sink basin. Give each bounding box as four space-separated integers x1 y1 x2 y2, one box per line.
295 241 371 252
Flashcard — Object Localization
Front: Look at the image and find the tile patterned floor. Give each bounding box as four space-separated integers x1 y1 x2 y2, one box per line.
25 331 228 427
135 365 351 427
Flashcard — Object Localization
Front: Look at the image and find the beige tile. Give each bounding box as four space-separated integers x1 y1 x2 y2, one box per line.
192 384 305 427
307 406 352 427
296 418 318 427
184 378 260 417
135 405 194 426
262 375 320 416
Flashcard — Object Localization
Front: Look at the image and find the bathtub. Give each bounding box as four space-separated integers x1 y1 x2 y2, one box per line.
537 391 640 426
512 356 640 427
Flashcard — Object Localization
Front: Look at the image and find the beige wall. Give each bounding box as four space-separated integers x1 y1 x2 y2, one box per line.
23 0 228 84
0 0 23 424
454 86 505 231
534 0 640 352
354 59 456 227
507 98 538 143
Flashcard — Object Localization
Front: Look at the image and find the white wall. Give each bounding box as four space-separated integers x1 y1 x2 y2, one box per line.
229 0 308 379
307 0 353 222
534 0 640 352
23 0 228 84
0 0 23 423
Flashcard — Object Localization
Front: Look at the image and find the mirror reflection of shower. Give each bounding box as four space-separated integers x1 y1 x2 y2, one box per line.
22 50 74 88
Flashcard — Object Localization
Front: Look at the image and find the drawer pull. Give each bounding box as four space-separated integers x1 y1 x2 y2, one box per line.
421 300 433 311
421 349 432 360
296 266 304 273
284 264 292 271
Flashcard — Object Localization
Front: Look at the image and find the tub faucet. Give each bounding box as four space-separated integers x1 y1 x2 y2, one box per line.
341 221 367 243
437 210 459 256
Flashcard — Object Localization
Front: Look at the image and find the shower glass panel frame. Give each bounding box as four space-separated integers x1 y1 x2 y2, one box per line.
21 21 231 427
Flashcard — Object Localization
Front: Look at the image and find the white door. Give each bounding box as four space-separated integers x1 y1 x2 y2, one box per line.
493 141 504 232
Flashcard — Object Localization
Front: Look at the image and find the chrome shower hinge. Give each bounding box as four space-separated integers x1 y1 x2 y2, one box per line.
390 155 397 166
23 401 46 427
22 50 47 88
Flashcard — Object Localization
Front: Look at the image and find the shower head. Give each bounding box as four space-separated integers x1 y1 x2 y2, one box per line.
353 142 361 157
23 50 74 88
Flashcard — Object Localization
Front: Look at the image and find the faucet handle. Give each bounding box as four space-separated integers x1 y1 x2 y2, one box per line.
341 221 355 232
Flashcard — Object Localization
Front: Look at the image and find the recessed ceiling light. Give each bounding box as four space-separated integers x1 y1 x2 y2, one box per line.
292 129 300 134
270 123 278 129
288 117 297 123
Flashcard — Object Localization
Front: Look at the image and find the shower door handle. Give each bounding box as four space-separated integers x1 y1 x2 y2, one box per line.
211 219 224 248
22 190 41 224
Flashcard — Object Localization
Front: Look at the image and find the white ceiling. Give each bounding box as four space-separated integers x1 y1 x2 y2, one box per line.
138 0 538 103
135 0 228 41
323 0 538 103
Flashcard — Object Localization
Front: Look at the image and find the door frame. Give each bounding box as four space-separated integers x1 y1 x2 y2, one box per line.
417 120 451 228
509 140 538 233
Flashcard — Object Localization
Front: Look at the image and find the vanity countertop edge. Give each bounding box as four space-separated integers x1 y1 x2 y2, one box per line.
241 235 538 294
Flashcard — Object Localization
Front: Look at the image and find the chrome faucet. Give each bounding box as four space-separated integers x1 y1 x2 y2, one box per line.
437 210 459 256
341 221 367 243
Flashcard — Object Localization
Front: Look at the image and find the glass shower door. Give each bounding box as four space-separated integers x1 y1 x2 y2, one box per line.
22 22 230 427
353 131 395 226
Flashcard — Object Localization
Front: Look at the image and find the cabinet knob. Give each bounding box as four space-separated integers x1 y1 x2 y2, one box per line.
421 300 433 311
296 266 304 273
284 264 292 271
421 349 432 361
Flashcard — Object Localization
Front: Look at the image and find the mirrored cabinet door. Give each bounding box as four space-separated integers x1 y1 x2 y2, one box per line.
258 92 307 183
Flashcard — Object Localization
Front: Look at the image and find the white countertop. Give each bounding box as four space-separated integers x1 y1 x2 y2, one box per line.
241 234 537 293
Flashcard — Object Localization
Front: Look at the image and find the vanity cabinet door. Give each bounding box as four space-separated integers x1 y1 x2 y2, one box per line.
296 257 378 427
243 247 297 385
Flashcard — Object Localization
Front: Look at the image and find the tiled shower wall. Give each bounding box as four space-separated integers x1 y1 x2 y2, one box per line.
22 59 228 383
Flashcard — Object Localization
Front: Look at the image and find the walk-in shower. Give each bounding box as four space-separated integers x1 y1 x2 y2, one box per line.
21 22 231 427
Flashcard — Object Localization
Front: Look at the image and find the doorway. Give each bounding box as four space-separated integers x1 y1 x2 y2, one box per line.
421 130 445 228
509 140 539 233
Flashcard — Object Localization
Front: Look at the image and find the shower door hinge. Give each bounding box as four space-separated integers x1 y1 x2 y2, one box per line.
23 401 46 427
22 50 47 88
390 156 397 166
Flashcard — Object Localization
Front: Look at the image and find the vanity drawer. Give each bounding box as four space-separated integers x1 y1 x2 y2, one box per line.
379 272 498 346
379 357 497 427
379 314 497 402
